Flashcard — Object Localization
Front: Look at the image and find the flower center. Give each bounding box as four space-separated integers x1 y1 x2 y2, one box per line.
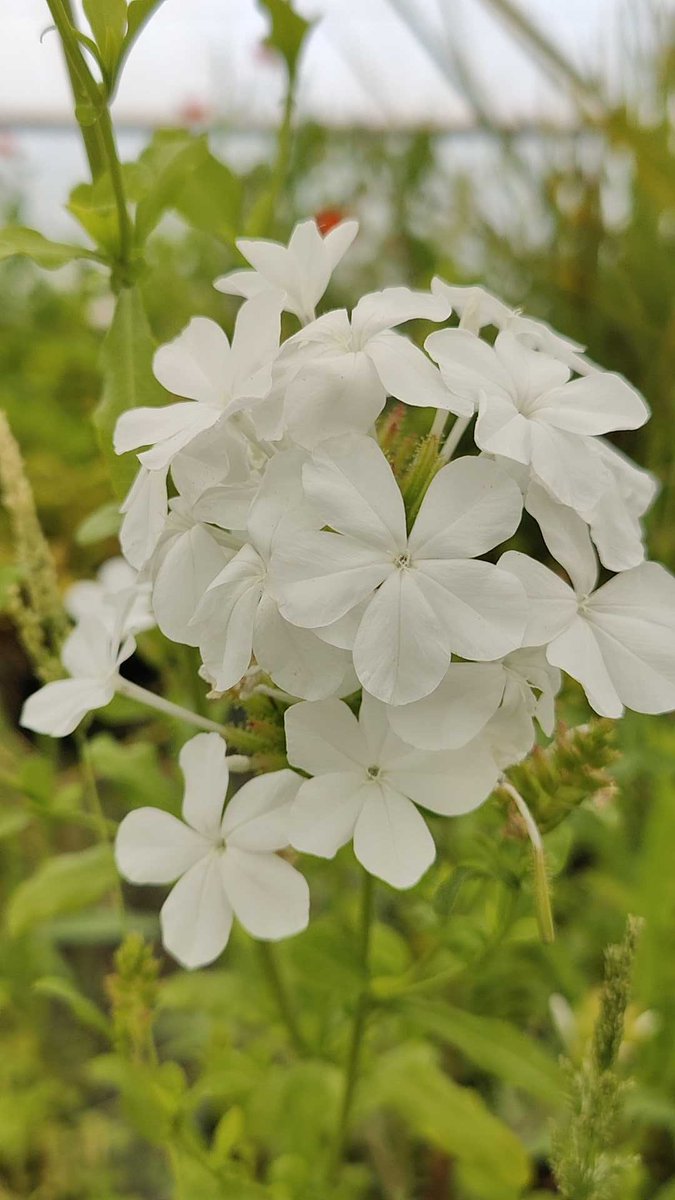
394 551 411 570
367 765 381 779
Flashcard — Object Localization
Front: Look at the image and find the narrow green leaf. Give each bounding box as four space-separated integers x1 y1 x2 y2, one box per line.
93 286 165 498
68 178 119 255
174 153 243 245
75 501 122 545
33 976 112 1039
125 0 165 45
6 845 118 937
0 226 100 269
83 0 127 77
0 810 31 840
364 1043 531 1194
258 0 311 74
404 999 563 1105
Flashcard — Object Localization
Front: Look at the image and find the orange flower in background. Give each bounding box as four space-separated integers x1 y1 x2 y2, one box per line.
315 207 346 235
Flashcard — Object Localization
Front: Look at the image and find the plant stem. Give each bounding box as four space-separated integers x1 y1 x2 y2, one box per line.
430 409 449 439
331 870 375 1177
257 941 308 1055
46 0 134 274
114 677 251 768
439 414 471 461
500 777 555 943
74 727 125 914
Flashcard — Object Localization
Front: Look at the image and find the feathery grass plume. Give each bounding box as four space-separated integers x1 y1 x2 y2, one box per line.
0 410 68 681
496 720 619 834
550 917 643 1200
105 933 160 1063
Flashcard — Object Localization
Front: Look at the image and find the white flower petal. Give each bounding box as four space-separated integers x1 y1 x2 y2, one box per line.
351 286 450 342
367 331 472 416
353 570 450 705
289 772 366 858
222 847 309 940
254 595 353 700
547 615 623 717
388 662 506 750
179 732 229 838
409 456 523 559
153 525 230 646
415 559 527 661
529 424 609 512
498 551 577 645
353 784 435 889
272 530 391 629
153 317 232 405
584 562 675 714
223 769 301 852
229 292 281 394
425 327 511 407
20 677 116 737
525 483 598 597
194 545 264 691
120 466 168 571
302 434 407 552
322 218 359 270
284 355 385 450
115 807 210 884
532 373 648 435
213 268 266 299
386 737 499 816
160 855 233 968
285 698 370 775
484 697 536 770
475 395 532 464
493 332 571 397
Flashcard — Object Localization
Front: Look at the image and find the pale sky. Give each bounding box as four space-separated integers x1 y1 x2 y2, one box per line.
0 0 659 130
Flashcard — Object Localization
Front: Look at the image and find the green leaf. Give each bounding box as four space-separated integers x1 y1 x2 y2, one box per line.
68 178 119 255
87 733 178 810
258 0 311 74
404 1000 564 1106
174 153 243 245
134 130 209 243
33 976 112 1039
88 1056 186 1142
125 0 165 46
83 0 127 78
93 286 165 497
6 845 118 937
364 1043 531 1196
75 500 122 545
0 810 31 840
0 226 100 269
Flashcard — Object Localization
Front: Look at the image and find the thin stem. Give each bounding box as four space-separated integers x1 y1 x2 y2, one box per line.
429 408 449 439
114 677 251 768
46 0 134 272
439 414 471 461
257 941 308 1055
331 871 375 1177
500 777 555 943
74 727 125 914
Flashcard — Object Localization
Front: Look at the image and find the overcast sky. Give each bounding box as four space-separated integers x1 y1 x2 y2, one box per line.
0 0 658 129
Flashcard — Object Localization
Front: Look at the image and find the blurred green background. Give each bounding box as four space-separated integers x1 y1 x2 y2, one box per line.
0 2 674 1198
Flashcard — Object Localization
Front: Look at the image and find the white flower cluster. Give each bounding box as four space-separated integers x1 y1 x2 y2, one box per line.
21 219 675 968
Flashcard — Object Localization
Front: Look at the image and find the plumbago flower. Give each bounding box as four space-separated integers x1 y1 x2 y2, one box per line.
21 217 675 967
115 733 308 968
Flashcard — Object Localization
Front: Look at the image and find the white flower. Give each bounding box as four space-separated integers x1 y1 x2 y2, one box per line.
20 600 135 737
113 293 281 471
387 647 559 753
120 466 170 571
66 556 154 635
150 503 237 646
431 278 594 373
191 450 355 699
425 328 648 511
273 286 461 449
285 694 500 889
215 217 359 324
115 733 308 968
500 505 675 717
270 434 527 705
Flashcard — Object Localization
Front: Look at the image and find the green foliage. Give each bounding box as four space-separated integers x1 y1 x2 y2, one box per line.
6 844 118 936
259 0 311 75
94 285 165 495
0 226 101 268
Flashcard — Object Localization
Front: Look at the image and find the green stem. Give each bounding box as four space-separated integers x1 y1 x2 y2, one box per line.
46 0 134 273
257 941 307 1055
74 727 125 915
331 871 375 1177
